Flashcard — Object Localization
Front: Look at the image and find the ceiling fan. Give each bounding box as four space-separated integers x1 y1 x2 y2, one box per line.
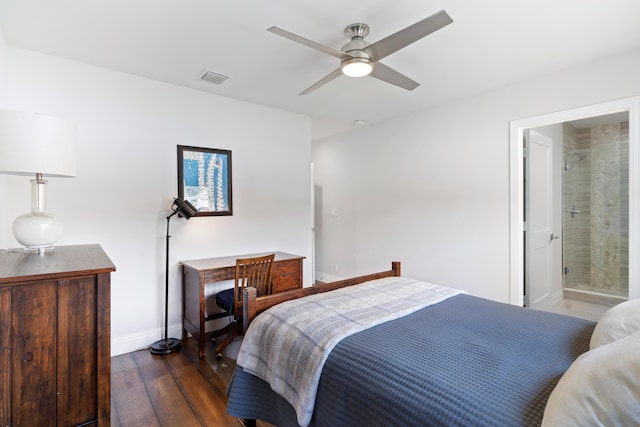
268 9 453 95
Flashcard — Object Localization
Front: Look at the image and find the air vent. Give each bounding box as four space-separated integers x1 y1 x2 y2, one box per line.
197 69 229 85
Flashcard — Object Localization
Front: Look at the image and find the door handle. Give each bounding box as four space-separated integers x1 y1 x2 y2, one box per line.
550 233 560 242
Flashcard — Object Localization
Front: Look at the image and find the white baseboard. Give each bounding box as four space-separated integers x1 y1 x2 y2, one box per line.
111 323 184 357
552 288 564 306
111 316 234 357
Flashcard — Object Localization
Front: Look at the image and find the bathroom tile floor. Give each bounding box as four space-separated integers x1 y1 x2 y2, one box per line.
550 297 612 322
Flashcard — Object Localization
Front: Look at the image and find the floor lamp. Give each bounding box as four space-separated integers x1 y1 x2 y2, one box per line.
150 197 198 355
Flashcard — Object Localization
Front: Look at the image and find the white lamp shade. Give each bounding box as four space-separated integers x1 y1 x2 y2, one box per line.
0 110 76 177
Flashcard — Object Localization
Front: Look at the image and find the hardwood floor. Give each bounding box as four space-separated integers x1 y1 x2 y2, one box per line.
111 337 270 427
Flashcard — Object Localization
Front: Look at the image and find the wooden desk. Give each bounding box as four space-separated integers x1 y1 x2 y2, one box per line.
181 251 304 358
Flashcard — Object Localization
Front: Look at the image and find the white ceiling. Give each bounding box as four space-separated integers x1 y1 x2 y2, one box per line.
1 0 640 140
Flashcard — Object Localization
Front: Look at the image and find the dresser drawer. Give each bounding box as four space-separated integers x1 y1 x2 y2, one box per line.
272 259 302 293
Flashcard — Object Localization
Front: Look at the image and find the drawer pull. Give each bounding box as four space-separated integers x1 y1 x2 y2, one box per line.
23 352 34 363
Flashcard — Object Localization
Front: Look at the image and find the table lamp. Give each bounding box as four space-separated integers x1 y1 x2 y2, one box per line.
0 110 77 254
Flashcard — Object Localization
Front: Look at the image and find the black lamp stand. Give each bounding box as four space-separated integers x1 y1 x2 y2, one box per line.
150 198 197 356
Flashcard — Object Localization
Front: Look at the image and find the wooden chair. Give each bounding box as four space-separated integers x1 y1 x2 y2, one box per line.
210 253 275 360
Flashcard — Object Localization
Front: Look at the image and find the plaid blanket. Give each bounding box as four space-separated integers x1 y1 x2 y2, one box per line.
236 277 464 426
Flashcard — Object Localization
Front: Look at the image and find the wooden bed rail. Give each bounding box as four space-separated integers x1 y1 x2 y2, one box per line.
243 261 401 331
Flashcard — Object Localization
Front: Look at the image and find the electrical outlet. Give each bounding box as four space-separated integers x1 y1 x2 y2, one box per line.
334 263 339 273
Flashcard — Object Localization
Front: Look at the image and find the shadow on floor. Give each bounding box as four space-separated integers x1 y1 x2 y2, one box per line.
181 334 242 386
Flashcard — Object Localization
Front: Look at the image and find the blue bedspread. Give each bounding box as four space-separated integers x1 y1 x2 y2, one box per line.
227 294 595 427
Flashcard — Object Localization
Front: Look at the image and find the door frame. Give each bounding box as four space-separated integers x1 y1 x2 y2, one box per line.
509 96 640 305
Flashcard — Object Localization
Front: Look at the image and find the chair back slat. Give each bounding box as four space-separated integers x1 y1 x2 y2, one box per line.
234 254 275 317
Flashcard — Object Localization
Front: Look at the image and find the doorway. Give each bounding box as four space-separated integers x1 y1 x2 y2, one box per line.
561 114 629 302
509 97 640 307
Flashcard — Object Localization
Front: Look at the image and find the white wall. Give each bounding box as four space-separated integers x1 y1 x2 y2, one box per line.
0 29 8 243
313 48 640 303
3 48 312 355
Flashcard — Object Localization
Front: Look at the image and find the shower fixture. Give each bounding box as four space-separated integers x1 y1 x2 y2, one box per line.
570 205 581 218
564 151 587 171
569 151 587 161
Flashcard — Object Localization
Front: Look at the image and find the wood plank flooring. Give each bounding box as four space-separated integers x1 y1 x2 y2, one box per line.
111 337 270 427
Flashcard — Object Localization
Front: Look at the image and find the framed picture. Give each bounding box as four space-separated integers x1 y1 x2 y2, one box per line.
177 145 232 216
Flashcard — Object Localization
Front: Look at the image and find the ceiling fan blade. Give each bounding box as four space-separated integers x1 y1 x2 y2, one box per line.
369 62 419 91
364 10 453 61
300 68 343 95
268 26 344 59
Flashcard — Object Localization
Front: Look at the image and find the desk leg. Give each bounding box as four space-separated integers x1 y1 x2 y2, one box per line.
182 268 208 359
182 269 188 344
198 333 206 359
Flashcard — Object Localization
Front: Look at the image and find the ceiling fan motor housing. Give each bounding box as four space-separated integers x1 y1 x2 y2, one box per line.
341 23 373 75
342 23 372 59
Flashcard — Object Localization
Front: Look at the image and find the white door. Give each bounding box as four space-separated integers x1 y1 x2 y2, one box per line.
524 130 555 309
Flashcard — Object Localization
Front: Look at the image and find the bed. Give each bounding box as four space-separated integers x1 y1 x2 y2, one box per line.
226 262 640 427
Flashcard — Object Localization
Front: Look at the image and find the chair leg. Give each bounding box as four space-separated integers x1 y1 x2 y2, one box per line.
214 320 237 360
208 322 231 345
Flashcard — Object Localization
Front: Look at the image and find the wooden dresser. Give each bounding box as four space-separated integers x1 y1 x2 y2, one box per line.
0 244 115 427
181 251 304 358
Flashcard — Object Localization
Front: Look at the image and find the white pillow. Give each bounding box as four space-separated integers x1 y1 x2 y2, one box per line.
590 298 640 349
542 331 640 427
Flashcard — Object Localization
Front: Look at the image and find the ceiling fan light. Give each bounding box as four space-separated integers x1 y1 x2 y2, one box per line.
341 58 373 77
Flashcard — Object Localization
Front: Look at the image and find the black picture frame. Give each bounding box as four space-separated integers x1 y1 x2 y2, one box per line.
177 145 232 216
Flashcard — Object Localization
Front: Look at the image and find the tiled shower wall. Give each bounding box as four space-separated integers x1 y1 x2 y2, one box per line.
562 121 629 297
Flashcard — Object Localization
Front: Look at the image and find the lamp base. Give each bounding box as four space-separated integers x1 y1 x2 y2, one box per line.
23 245 55 255
13 211 62 252
150 338 182 355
